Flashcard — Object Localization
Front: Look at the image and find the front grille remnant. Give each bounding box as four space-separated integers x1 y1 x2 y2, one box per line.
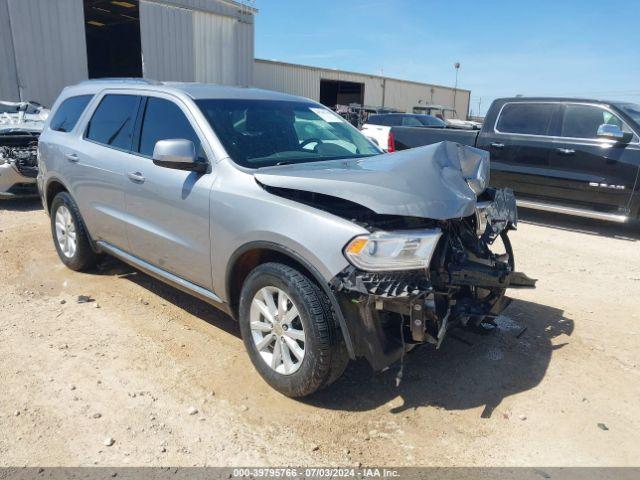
332 266 431 298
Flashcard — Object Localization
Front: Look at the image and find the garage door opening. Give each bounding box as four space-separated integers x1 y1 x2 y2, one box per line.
320 80 364 108
83 0 143 78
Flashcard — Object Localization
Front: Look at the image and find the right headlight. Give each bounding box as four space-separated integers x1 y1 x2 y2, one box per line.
343 229 442 272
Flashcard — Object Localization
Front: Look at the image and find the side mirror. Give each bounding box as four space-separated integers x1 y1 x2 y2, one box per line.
597 124 633 144
152 139 207 172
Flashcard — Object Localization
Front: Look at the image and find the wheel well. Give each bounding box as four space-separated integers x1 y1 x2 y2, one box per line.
227 247 323 320
46 180 67 212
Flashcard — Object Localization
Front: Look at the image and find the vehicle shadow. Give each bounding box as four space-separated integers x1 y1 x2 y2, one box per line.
305 299 571 418
518 208 640 241
0 198 42 212
93 257 569 418
94 256 240 338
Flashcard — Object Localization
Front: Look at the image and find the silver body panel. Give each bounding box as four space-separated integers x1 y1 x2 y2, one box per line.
38 80 486 306
256 141 489 220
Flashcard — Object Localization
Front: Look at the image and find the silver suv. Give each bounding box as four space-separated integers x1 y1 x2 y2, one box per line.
38 79 535 397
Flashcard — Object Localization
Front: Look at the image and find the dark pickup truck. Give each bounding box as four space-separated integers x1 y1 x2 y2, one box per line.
389 97 640 223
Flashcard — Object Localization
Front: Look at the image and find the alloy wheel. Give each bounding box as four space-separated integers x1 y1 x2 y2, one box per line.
54 205 77 258
249 286 306 375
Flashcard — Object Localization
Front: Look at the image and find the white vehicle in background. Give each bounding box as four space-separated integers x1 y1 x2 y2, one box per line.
0 101 49 198
361 113 446 152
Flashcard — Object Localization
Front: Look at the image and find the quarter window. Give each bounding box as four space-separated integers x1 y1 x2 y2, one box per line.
561 104 632 139
496 103 557 136
86 95 140 150
50 95 93 133
137 97 202 158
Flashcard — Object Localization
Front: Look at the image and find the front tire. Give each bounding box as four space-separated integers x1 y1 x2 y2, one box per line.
50 192 99 271
238 262 347 397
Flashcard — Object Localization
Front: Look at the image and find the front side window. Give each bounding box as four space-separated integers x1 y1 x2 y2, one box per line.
86 94 140 150
137 97 203 158
496 103 557 136
50 95 93 132
195 99 381 168
561 104 632 139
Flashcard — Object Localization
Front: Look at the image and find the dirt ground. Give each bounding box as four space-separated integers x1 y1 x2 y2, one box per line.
0 199 639 467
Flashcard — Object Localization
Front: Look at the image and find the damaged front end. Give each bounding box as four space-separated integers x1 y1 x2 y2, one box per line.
256 141 536 370
331 187 536 370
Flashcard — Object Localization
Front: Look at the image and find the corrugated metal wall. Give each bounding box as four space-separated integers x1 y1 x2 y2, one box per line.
1 0 254 104
384 78 471 119
0 0 20 101
140 0 254 86
193 9 253 85
2 0 88 106
145 0 254 22
253 60 471 119
253 60 383 106
140 1 196 81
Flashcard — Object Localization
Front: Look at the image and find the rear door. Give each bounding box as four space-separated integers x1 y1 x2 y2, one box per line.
546 103 639 214
123 94 215 290
479 102 561 198
66 93 142 249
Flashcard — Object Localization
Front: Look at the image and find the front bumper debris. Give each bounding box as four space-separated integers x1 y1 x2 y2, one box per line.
330 188 537 371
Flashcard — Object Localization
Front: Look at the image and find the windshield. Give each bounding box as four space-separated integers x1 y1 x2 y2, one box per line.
195 99 381 168
618 103 640 126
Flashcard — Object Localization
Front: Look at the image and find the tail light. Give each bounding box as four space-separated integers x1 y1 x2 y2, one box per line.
387 131 396 153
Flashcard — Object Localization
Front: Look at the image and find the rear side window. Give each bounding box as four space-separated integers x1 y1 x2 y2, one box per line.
50 95 93 132
401 116 423 127
367 114 385 126
496 103 557 136
385 115 401 126
136 97 202 158
86 94 140 150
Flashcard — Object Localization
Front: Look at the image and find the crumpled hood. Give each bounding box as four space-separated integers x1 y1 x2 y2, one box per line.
255 141 489 220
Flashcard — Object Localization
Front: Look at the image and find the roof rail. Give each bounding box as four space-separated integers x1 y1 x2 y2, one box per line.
76 78 163 86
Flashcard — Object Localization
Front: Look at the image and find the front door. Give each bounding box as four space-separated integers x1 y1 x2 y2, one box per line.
123 95 214 290
546 103 639 214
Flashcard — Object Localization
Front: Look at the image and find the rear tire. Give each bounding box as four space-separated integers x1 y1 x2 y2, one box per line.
50 192 99 271
238 262 348 397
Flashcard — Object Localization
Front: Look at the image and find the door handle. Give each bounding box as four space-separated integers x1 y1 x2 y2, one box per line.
490 142 505 149
65 153 79 163
127 171 145 183
556 148 575 155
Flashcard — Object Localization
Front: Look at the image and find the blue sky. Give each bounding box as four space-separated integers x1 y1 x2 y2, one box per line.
253 0 640 115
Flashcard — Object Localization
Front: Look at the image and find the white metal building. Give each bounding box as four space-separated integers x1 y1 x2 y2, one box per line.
1 0 469 119
254 59 471 119
0 0 255 107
